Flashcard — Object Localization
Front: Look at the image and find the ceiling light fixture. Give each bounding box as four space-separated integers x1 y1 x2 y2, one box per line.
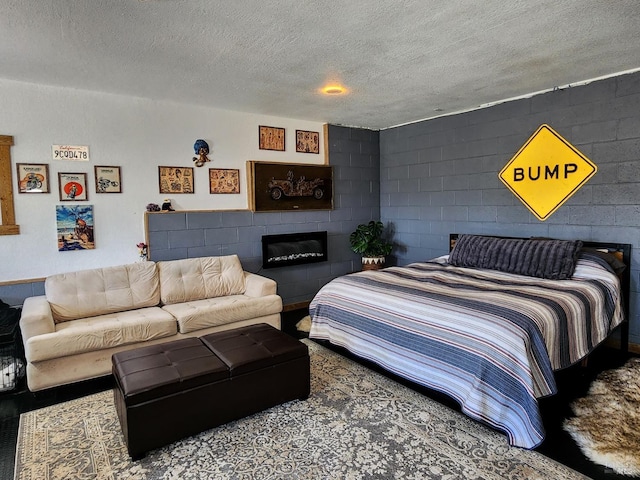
321 85 347 95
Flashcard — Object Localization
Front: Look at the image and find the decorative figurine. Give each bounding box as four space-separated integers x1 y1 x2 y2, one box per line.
146 203 161 212
193 139 211 167
136 242 148 261
161 199 175 211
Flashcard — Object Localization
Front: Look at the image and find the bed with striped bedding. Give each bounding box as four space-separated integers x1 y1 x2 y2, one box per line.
309 251 625 448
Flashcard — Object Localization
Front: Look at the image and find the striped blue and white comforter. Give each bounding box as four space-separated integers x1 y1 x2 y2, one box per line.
309 254 623 448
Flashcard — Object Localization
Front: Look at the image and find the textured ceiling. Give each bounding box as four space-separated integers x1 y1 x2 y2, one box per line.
2 1 640 130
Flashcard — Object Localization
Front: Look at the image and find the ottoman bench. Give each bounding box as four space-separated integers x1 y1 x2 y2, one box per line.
112 323 310 459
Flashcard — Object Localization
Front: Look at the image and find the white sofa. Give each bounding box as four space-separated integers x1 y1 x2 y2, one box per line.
20 255 283 391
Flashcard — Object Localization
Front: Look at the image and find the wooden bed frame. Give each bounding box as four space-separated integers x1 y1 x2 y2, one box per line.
449 234 632 353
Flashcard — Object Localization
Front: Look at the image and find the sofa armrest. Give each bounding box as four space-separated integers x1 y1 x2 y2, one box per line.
20 295 56 342
243 272 277 297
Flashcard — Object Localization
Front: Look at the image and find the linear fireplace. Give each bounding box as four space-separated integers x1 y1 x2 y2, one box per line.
262 231 328 269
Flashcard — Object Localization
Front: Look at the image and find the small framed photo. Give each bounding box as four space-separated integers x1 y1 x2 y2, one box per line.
259 125 285 151
158 166 194 194
16 163 50 193
209 168 240 194
296 130 320 154
94 165 122 193
58 172 88 201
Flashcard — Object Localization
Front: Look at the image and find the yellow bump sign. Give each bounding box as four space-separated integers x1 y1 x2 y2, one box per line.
498 124 597 221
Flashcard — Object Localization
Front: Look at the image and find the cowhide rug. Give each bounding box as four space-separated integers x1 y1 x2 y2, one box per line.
564 357 640 476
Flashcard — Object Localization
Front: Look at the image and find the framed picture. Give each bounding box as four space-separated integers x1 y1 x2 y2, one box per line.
259 125 285 151
158 166 194 194
295 130 320 154
94 165 121 193
16 163 50 193
209 168 240 194
58 172 88 201
56 204 94 251
247 161 333 212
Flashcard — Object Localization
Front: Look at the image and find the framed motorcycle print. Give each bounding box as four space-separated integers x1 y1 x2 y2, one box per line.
58 172 88 201
16 163 50 193
94 165 122 193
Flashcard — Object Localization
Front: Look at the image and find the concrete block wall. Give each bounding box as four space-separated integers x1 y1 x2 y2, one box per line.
146 124 380 307
0 281 44 309
379 71 640 346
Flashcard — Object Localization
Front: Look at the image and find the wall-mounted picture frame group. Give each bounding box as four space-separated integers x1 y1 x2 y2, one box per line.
295 130 320 154
258 125 285 151
94 165 122 193
209 168 240 194
16 163 50 193
58 172 88 201
158 166 194 194
247 161 333 212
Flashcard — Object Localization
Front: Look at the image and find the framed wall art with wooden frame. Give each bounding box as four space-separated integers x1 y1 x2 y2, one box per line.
17 163 50 193
158 166 194 194
209 168 240 194
94 165 121 193
295 130 320 154
258 125 285 151
247 161 333 212
58 172 88 201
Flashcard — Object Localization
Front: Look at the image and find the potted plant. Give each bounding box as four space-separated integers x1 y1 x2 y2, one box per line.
349 220 393 270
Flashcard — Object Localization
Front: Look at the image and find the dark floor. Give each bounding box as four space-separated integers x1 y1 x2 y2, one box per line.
1 312 637 480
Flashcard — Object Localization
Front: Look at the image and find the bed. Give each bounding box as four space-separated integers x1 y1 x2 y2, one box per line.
308 234 630 449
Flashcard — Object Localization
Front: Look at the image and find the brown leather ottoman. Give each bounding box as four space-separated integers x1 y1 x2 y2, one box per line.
112 324 310 460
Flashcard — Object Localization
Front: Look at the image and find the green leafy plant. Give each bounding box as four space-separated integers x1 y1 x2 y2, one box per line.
349 221 393 257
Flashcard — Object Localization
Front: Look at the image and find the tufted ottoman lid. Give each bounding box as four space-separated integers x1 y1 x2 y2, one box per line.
200 323 308 376
112 337 228 405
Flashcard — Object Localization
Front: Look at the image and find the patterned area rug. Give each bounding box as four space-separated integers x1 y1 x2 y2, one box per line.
564 357 640 476
15 340 588 480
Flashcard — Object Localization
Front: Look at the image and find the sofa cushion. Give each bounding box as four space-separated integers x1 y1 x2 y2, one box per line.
161 294 283 334
46 262 160 323
25 307 177 363
158 255 246 306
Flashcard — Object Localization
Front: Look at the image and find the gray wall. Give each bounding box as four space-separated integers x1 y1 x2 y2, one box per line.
379 71 640 346
145 125 381 307
0 281 44 308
